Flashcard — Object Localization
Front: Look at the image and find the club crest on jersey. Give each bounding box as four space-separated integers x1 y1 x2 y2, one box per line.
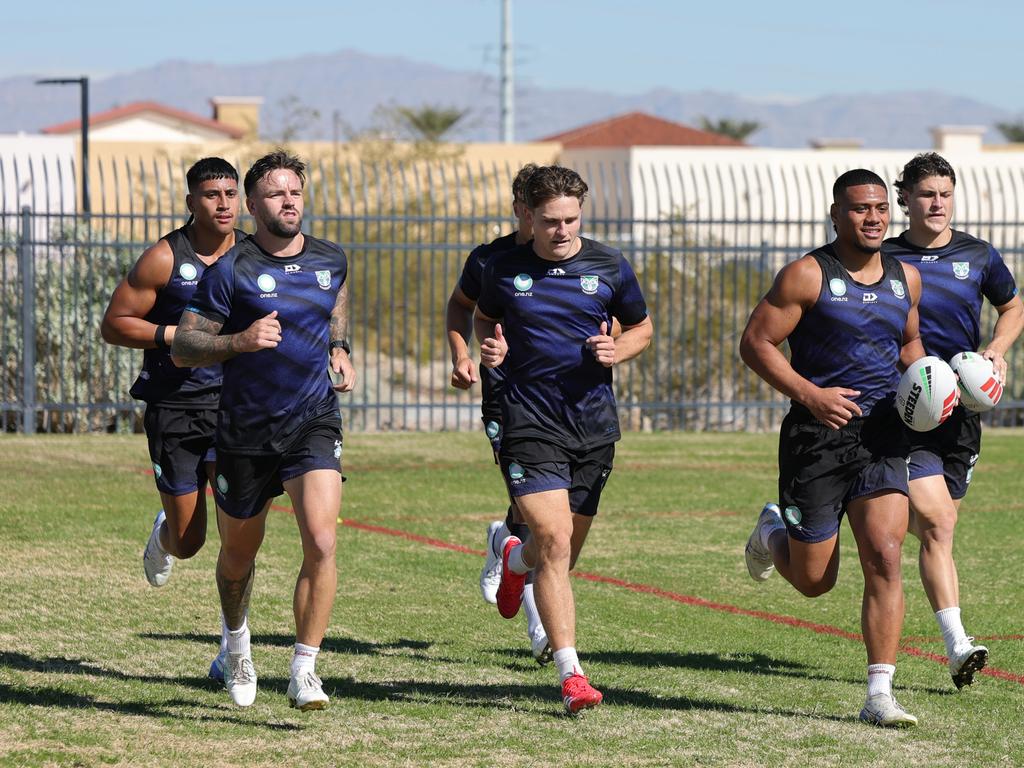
513 274 533 292
890 279 905 299
953 262 970 280
178 263 198 281
316 270 332 289
257 274 277 296
580 275 600 295
828 278 848 299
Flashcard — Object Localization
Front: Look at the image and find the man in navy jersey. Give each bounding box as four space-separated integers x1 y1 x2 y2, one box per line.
447 164 557 662
475 165 653 714
885 153 1023 689
172 150 355 711
740 170 926 727
100 157 242 679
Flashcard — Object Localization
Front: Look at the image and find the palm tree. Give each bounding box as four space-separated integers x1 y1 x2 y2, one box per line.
393 105 468 142
698 116 762 143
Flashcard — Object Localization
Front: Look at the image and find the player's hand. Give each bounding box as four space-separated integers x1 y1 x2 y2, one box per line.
451 355 478 389
236 311 281 352
805 386 862 430
330 348 356 393
982 348 1008 384
480 323 508 369
586 321 615 367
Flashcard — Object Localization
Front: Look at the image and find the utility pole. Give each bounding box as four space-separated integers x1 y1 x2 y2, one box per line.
36 76 90 215
499 0 514 143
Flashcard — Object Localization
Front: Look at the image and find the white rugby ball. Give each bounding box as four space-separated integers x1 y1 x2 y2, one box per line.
896 356 959 432
950 351 1002 412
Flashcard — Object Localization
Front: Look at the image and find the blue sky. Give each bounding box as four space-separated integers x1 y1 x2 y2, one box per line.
9 0 1023 111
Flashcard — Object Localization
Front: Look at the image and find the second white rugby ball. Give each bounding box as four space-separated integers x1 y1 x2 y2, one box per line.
950 351 1002 412
896 356 959 432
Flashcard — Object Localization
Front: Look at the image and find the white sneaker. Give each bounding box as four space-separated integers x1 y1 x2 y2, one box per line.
859 693 918 727
224 652 257 707
208 647 228 684
531 633 553 666
142 510 174 587
949 639 988 690
287 670 329 711
744 503 782 582
479 521 504 604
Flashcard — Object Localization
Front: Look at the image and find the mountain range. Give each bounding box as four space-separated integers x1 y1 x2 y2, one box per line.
7 49 1018 148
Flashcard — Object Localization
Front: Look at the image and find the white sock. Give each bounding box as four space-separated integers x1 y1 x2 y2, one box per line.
493 522 511 557
553 647 584 682
759 509 785 549
523 582 544 641
219 612 230 654
867 663 895 697
936 607 969 655
226 619 250 656
291 642 319 677
506 540 530 575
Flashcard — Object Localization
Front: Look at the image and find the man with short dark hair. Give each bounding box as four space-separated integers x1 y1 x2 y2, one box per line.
100 156 243 679
475 165 653 714
172 149 355 710
740 169 925 727
446 163 555 661
885 152 1023 689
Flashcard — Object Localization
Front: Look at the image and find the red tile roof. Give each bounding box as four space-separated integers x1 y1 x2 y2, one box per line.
41 101 245 139
540 111 745 148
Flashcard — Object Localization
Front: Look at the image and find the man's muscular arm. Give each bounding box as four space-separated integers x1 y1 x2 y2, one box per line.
171 309 281 367
329 283 356 392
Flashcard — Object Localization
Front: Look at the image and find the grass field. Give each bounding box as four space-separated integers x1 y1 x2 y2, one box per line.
1 431 1022 767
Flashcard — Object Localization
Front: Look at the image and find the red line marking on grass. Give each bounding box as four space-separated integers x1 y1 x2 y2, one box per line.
142 468 1024 685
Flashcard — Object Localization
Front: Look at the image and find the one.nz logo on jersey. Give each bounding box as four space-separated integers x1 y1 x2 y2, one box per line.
513 273 533 296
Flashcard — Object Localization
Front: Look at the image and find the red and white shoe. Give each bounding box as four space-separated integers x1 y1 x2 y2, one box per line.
562 673 603 714
496 536 526 619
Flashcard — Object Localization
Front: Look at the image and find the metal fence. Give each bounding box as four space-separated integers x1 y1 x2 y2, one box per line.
2 152 1022 433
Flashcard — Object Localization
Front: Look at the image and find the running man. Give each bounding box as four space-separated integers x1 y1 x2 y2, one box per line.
475 165 653 714
740 169 925 727
446 163 553 662
100 156 243 680
171 150 355 710
884 152 1023 688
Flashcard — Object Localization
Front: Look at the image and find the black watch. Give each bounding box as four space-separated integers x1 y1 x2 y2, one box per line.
330 339 352 355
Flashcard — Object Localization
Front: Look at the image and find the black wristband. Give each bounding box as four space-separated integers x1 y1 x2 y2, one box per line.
329 339 352 355
155 325 169 349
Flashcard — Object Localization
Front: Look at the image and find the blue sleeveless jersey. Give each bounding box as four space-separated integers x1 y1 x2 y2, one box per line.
129 226 244 407
458 232 518 419
883 230 1018 361
788 244 910 416
185 234 347 454
477 237 648 450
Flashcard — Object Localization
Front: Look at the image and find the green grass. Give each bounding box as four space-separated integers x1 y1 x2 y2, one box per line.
1 431 1022 767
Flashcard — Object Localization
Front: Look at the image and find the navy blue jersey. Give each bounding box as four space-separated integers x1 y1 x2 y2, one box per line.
185 234 347 455
458 232 518 419
788 245 911 416
883 230 1018 361
129 226 244 407
477 237 648 450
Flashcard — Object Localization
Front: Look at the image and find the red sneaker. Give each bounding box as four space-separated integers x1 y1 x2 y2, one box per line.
495 536 526 619
562 674 603 714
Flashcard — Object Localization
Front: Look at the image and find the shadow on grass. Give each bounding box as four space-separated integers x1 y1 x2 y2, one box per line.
0 680 300 730
489 647 954 695
139 633 432 657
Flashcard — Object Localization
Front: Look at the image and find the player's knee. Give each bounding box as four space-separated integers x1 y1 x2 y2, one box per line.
864 540 904 581
302 528 337 562
536 531 572 566
793 573 837 597
175 529 206 559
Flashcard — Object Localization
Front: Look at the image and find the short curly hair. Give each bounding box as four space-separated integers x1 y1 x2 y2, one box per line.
894 153 956 211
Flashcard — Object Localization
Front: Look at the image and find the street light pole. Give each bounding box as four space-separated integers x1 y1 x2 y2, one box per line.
36 76 90 214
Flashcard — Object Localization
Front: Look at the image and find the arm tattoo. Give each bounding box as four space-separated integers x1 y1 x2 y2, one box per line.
330 282 350 342
171 310 235 367
217 563 255 630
